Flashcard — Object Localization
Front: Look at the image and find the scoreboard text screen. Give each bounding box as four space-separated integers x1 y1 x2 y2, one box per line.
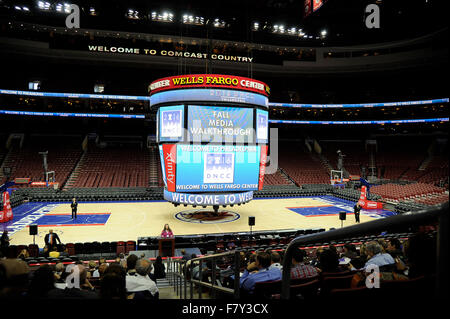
175 144 261 192
187 105 254 143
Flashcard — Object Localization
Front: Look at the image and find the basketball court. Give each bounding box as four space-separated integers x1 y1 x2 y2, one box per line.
3 196 395 246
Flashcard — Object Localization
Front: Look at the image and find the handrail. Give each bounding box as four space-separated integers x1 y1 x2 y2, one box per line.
280 202 448 299
170 250 241 299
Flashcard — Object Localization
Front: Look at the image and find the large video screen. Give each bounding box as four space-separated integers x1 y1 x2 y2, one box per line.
175 144 261 192
187 105 254 143
158 105 184 142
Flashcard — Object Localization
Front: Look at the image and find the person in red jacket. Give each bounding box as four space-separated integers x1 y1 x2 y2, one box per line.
160 224 174 238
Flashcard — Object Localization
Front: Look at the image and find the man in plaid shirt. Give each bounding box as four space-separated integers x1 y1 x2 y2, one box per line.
291 248 318 279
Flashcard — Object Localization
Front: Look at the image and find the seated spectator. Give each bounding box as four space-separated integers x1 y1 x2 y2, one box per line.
240 252 282 295
269 252 283 271
184 253 197 274
0 259 30 299
126 254 138 276
92 263 108 279
180 249 191 261
377 239 389 253
39 245 50 257
54 262 66 283
363 241 395 271
221 252 246 286
28 265 55 299
290 248 318 280
49 246 60 259
328 244 338 255
126 258 159 299
387 238 403 259
341 244 358 259
87 260 97 278
59 246 69 258
403 232 437 278
317 248 343 273
202 260 221 283
17 249 29 260
46 264 98 299
245 253 259 273
227 241 236 250
150 256 166 282
116 253 127 269
192 260 208 280
100 263 127 299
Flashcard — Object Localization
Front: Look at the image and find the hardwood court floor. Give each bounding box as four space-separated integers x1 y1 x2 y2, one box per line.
8 196 393 246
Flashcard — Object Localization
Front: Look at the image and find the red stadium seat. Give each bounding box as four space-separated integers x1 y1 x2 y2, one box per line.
116 241 126 255
126 240 136 253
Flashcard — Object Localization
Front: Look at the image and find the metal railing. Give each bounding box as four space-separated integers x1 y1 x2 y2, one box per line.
280 202 449 299
168 250 241 299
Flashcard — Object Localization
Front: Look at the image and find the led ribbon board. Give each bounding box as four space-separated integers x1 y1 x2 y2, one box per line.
0 109 145 119
150 88 268 108
269 118 449 125
149 74 270 97
269 98 449 108
0 89 150 101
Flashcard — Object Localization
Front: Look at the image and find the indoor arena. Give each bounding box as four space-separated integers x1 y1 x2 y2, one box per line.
0 0 448 312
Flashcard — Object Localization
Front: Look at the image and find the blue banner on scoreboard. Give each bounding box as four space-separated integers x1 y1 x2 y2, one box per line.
158 105 184 142
187 105 254 143
175 144 260 192
256 109 268 144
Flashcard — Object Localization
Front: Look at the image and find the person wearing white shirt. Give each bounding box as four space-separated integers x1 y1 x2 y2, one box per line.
269 251 283 271
126 258 159 299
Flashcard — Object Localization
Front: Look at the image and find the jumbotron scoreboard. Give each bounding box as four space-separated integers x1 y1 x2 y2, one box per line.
149 74 270 207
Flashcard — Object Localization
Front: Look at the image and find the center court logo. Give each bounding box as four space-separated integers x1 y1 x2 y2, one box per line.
175 209 240 224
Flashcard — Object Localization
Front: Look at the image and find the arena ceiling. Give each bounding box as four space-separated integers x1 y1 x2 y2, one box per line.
1 0 448 46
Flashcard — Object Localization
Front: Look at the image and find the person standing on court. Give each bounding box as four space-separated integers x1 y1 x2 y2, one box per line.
160 224 174 238
353 202 361 223
1 230 11 257
71 197 78 219
44 229 61 251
